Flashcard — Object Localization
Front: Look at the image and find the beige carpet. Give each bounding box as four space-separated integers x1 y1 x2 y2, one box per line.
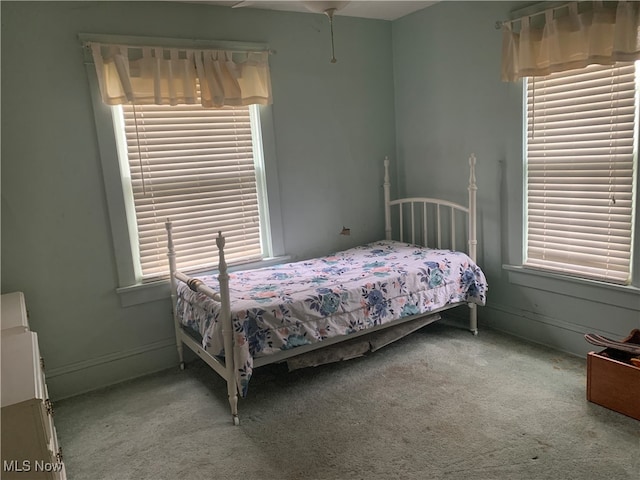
54 321 640 480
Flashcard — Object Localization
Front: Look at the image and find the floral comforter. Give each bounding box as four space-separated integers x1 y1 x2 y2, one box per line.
175 240 488 397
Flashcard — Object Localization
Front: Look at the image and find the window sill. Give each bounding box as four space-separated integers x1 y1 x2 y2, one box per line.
503 264 640 311
117 255 292 307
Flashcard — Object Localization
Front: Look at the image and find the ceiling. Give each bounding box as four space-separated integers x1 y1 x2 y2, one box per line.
191 1 437 21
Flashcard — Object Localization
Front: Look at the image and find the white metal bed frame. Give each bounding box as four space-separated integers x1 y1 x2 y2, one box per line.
166 154 479 425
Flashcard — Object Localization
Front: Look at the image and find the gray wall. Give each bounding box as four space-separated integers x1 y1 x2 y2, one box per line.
1 1 396 399
392 1 639 355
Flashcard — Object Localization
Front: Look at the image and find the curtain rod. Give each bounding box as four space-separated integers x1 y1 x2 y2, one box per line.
495 0 600 29
78 33 275 55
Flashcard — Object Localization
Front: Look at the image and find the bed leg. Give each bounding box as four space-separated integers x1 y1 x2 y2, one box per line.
175 325 185 370
228 385 239 425
176 335 185 369
226 360 239 424
469 303 478 336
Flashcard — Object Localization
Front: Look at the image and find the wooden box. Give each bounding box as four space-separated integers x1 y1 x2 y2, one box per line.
587 330 640 421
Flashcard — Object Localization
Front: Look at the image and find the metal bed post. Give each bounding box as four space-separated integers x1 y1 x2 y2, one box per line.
216 232 240 425
383 156 392 241
166 220 186 369
468 154 478 335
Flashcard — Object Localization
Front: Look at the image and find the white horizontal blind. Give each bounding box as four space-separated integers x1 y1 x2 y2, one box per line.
525 62 637 284
121 103 263 280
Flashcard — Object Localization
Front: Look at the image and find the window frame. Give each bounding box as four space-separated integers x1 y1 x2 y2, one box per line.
116 102 270 282
503 62 640 299
83 34 286 306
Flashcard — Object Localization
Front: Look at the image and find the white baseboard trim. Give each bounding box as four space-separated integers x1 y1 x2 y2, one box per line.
478 302 630 359
46 338 179 401
485 302 579 333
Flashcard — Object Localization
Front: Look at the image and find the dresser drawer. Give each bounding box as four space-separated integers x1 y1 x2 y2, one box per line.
1 332 45 407
1 400 58 479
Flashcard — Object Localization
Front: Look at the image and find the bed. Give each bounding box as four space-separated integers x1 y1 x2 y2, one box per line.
166 154 487 425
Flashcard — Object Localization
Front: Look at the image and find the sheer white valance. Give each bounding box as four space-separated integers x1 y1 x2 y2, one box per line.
89 42 272 107
501 1 640 81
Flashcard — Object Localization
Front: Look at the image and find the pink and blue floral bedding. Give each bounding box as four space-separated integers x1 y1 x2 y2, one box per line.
175 240 488 396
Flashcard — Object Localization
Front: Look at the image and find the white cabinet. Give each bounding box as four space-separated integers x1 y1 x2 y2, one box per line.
1 292 29 335
1 293 66 480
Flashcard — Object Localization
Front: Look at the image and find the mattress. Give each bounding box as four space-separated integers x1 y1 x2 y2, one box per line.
175 240 488 396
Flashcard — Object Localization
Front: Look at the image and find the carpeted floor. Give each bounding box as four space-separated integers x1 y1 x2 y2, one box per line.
54 322 640 480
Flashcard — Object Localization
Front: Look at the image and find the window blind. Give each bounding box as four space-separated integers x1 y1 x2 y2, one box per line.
525 62 637 284
121 103 263 280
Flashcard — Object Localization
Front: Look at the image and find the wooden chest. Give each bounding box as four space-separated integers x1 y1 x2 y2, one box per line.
586 330 640 421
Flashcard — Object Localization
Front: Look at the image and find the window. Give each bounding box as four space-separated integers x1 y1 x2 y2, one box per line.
113 102 271 281
524 62 638 285
82 34 285 303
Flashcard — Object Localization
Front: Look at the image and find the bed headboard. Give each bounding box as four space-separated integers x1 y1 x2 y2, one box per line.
384 154 477 262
